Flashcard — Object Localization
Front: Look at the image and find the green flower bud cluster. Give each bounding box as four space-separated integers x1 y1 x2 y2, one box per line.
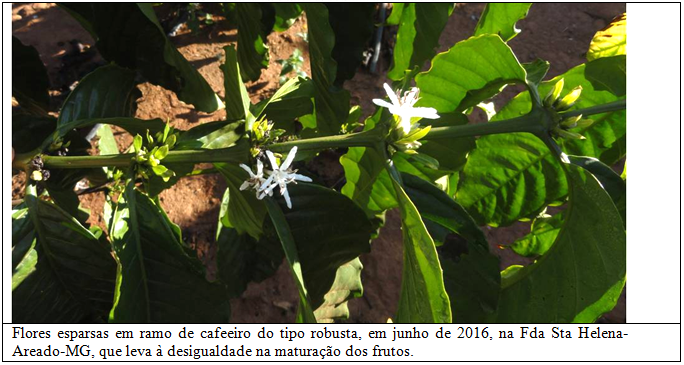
250 116 285 157
132 123 178 182
388 124 432 155
543 79 594 140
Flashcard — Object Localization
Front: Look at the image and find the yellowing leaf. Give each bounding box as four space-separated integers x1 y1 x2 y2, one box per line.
587 13 626 61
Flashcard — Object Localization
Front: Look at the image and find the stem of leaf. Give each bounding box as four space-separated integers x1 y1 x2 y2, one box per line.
560 99 626 118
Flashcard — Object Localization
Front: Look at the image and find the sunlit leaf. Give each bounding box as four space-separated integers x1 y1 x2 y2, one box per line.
387 3 453 81
587 13 626 61
496 163 625 323
474 3 532 42
415 34 528 113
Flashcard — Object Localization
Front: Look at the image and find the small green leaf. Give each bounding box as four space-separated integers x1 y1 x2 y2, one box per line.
177 121 245 150
510 212 565 257
153 145 169 160
272 4 302 32
474 3 532 42
215 163 267 239
251 76 314 129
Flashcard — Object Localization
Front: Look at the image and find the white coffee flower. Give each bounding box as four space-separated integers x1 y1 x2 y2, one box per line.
257 146 312 209
372 83 439 134
239 159 270 198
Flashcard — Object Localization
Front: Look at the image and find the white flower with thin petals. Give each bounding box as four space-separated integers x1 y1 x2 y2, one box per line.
258 146 312 209
372 83 439 134
239 159 270 198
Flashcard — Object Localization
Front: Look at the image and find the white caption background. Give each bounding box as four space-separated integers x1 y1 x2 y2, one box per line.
3 323 679 362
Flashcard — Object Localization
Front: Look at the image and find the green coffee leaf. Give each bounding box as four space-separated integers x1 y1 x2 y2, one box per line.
215 163 267 240
387 3 453 81
12 36 50 113
340 146 397 218
59 3 222 112
109 180 230 323
568 155 626 226
222 45 251 120
235 3 272 82
457 63 625 226
389 174 451 323
301 3 351 135
587 13 626 61
474 3 532 42
264 198 317 323
12 113 56 154
415 34 528 113
585 55 626 97
326 3 375 85
401 173 498 323
13 185 116 323
496 163 625 323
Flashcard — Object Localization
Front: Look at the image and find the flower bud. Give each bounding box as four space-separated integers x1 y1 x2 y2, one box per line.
553 127 585 140
544 79 564 107
555 86 583 111
560 114 582 129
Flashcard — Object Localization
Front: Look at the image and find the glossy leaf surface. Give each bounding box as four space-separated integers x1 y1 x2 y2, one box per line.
13 187 116 323
390 175 451 323
109 181 230 323
415 34 528 113
496 164 626 323
387 3 452 81
474 3 532 42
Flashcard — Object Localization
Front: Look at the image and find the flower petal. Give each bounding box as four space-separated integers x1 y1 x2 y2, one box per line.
256 159 263 175
281 146 298 170
292 173 312 182
239 181 251 191
410 107 440 119
383 83 400 106
372 99 394 109
259 174 275 191
265 150 279 171
282 187 292 209
239 163 255 177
